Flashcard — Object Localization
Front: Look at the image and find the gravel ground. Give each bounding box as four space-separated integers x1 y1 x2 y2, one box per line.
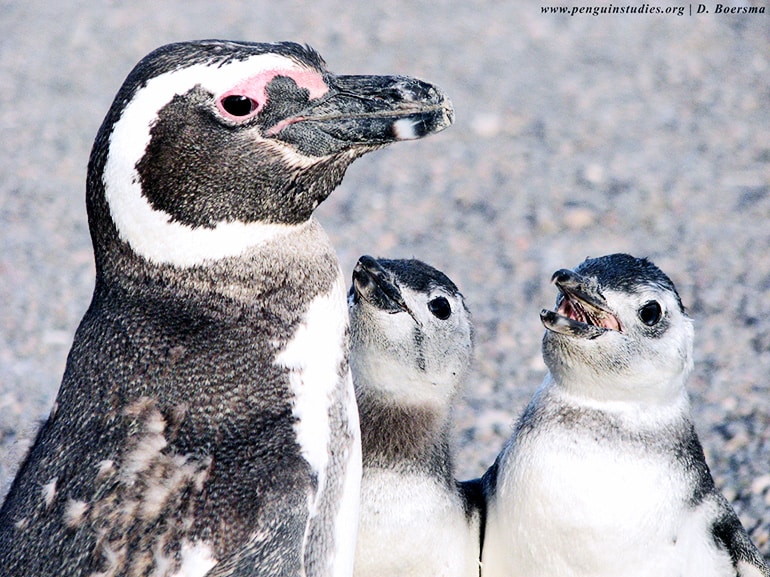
1 0 769 559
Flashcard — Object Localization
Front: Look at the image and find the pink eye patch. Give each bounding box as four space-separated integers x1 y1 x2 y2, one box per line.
217 68 329 120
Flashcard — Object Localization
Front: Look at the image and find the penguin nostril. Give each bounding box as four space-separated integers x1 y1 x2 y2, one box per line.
551 270 572 284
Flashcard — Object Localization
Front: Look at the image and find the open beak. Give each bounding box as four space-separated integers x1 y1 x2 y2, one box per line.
267 74 454 155
540 269 621 339
349 255 421 326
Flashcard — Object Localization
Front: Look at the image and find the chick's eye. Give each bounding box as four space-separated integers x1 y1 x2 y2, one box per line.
639 301 662 326
221 95 257 117
428 296 451 320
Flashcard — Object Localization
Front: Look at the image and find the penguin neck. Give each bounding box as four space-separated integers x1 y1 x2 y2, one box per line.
87 144 340 277
545 349 691 408
93 216 339 307
540 372 693 431
356 389 455 478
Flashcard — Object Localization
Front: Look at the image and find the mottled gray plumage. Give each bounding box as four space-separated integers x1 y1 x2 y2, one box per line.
0 40 453 577
482 253 769 577
348 256 481 577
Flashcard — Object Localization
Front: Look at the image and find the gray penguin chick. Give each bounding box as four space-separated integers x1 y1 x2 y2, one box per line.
348 256 482 577
482 253 769 577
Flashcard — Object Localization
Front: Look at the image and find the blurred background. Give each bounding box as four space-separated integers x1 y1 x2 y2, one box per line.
1 0 768 555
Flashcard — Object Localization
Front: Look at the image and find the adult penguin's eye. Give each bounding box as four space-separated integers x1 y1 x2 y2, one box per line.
221 95 257 117
638 301 662 326
428 296 452 320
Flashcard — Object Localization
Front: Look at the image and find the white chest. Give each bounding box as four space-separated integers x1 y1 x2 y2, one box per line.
483 429 732 577
276 273 349 494
275 272 361 576
355 469 479 577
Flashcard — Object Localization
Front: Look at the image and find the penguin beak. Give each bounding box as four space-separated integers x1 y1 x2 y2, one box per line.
266 74 454 155
540 269 622 339
351 256 422 326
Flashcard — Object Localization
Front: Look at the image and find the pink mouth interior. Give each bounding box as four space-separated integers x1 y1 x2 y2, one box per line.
558 297 621 331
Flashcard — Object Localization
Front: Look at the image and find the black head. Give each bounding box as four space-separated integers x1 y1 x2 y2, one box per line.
540 253 694 404
573 254 685 312
87 40 454 270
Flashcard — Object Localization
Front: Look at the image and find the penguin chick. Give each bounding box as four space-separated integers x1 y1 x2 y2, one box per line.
0 41 454 577
348 255 482 577
481 253 770 577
